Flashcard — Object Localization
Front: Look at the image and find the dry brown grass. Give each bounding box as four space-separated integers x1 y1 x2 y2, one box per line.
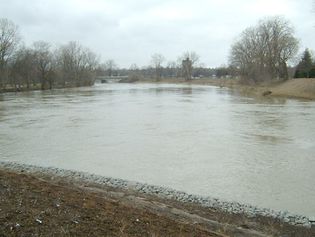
271 78 315 99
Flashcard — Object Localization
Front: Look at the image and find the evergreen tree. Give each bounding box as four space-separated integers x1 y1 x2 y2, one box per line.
309 66 315 78
294 49 313 78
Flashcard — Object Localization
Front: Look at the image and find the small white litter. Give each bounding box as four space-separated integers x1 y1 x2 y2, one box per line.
35 219 42 224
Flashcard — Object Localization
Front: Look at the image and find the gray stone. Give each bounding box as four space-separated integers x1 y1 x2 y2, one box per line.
0 161 311 227
309 217 315 230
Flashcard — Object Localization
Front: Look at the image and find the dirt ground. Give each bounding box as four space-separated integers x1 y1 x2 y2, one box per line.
0 170 219 237
0 169 313 237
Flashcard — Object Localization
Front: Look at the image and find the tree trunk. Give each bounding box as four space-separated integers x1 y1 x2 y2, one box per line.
281 61 289 80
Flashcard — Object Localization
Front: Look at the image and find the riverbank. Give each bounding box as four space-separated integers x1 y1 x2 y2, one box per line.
0 85 42 93
2 78 315 100
0 162 313 236
0 83 94 93
137 78 315 100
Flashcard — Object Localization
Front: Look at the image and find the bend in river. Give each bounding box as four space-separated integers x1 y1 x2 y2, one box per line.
0 83 314 217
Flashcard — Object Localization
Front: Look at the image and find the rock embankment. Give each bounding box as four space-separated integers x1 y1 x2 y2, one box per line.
0 161 311 229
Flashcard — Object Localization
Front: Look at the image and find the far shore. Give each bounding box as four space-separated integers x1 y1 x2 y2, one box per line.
135 77 315 100
0 83 94 94
2 77 315 101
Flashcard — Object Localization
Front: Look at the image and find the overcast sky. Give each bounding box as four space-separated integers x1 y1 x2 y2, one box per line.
0 0 314 68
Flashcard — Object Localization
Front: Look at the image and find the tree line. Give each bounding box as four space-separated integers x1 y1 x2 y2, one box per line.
228 16 315 82
98 52 231 81
98 51 204 81
0 18 99 91
100 16 312 84
1 16 313 91
229 16 299 83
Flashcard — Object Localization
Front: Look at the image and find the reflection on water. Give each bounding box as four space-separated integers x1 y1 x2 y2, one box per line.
252 134 293 144
0 83 315 217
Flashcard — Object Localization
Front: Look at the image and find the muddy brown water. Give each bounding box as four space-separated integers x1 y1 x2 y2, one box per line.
0 83 314 217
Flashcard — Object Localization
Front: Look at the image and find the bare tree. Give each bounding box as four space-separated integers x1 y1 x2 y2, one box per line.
230 16 299 83
57 41 81 85
0 18 20 89
151 53 165 81
80 47 99 85
166 61 178 77
177 51 200 80
129 63 140 76
0 18 101 91
103 59 117 77
182 57 192 80
181 51 200 66
127 63 142 81
33 41 53 90
11 47 36 90
129 63 139 71
56 41 99 87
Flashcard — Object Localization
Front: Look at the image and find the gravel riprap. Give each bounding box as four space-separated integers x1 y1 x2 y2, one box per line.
0 161 311 228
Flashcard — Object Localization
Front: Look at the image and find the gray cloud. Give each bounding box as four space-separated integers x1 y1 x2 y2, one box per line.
0 0 314 68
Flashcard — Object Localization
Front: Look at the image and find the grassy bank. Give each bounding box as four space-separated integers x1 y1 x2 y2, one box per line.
270 79 315 100
0 167 312 237
137 77 315 100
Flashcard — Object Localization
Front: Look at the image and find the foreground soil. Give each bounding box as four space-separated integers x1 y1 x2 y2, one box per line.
0 169 312 237
0 170 216 237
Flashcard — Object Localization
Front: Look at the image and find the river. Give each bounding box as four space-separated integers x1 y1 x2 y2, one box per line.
0 83 314 217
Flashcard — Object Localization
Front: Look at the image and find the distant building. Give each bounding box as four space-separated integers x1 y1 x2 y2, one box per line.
182 57 192 80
